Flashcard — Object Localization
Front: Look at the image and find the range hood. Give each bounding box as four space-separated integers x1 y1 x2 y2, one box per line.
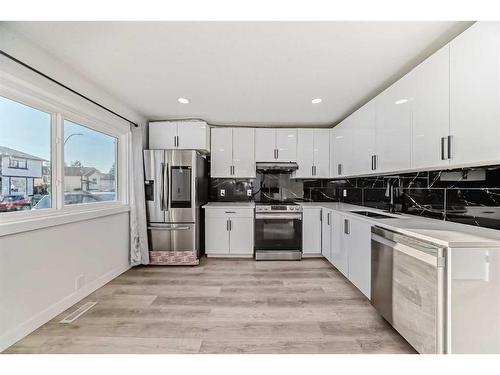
256 162 299 173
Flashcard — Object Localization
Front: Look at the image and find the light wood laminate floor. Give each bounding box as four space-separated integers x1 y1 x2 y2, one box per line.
3 258 416 354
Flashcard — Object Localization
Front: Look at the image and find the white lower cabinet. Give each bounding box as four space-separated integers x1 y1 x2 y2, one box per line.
302 207 322 256
204 207 254 257
321 208 332 261
343 216 372 299
313 207 371 299
330 212 348 277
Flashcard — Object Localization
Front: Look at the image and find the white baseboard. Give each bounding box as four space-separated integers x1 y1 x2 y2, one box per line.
0 263 131 352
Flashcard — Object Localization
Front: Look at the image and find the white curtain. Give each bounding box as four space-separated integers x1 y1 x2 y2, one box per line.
129 123 149 265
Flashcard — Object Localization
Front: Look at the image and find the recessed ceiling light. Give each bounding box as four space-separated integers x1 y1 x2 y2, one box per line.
311 98 322 104
395 98 409 105
177 97 190 104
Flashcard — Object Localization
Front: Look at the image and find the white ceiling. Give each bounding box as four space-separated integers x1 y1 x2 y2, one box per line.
4 21 472 127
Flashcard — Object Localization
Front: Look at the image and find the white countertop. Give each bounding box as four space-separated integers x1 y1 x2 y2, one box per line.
300 202 500 248
203 202 255 209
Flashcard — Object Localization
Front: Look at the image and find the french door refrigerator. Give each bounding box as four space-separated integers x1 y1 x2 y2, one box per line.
144 150 207 259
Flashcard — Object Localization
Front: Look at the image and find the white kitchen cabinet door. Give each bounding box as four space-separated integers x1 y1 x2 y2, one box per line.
210 128 233 178
276 128 297 162
205 216 230 255
345 217 372 298
321 209 332 261
450 22 500 167
375 75 412 174
302 207 322 255
351 101 376 175
295 129 314 178
331 122 353 177
148 121 177 149
228 217 254 255
330 212 348 277
255 128 277 162
411 45 451 170
313 129 331 178
177 121 210 151
232 128 256 178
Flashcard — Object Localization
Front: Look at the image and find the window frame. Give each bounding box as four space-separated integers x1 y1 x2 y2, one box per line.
0 70 131 235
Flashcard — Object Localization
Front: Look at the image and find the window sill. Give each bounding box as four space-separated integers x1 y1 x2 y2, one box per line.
0 204 130 237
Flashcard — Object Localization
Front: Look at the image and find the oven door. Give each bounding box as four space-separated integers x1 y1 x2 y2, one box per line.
254 214 302 251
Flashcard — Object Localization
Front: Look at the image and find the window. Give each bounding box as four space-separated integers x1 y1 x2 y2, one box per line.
63 119 117 205
9 157 28 169
0 96 51 212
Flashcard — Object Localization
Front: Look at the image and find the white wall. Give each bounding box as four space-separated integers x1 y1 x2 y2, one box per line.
0 25 144 352
0 212 130 351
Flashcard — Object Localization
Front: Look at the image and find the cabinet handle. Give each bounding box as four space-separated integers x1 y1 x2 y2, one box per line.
344 219 350 235
327 212 331 225
373 155 377 170
337 163 342 175
225 211 236 214
314 165 317 176
447 135 452 159
229 219 232 231
371 155 374 170
276 149 279 159
226 219 230 231
441 137 446 160
320 209 323 222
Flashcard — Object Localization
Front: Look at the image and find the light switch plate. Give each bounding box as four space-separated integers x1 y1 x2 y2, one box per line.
247 189 252 197
343 189 347 197
220 189 225 197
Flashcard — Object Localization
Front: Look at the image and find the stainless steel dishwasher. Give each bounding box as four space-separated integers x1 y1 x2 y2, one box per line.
371 226 447 354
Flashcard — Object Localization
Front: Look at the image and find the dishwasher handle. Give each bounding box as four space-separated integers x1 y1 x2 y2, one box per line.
371 232 442 267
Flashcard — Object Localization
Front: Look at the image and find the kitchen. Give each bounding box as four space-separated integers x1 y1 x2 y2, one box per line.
1 13 500 369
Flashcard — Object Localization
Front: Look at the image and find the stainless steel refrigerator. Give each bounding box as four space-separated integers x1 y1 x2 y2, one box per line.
143 150 208 256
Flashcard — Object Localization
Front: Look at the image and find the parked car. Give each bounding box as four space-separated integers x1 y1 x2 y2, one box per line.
0 195 32 212
90 191 116 201
33 192 104 209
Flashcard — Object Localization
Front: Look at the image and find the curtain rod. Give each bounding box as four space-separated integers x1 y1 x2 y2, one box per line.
0 49 139 128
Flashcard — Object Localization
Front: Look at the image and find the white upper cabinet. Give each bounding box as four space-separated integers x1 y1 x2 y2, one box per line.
276 128 298 161
331 121 353 177
255 128 277 162
450 22 500 167
313 129 330 178
232 128 256 178
149 120 210 152
294 129 330 178
351 100 376 175
210 128 233 177
148 121 177 149
375 74 412 174
255 128 297 162
295 129 314 178
210 127 255 178
411 45 451 170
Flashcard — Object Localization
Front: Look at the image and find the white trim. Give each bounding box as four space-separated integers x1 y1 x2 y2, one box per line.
0 204 130 237
205 254 254 258
0 262 131 353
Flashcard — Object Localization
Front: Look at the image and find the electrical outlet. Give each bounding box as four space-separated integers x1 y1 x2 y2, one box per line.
75 275 85 291
343 189 347 197
247 189 252 197
220 189 225 197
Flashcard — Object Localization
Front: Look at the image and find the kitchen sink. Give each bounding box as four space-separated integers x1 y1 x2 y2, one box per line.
350 211 396 219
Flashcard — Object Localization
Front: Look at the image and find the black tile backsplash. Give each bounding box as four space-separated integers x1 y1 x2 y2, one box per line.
208 164 500 231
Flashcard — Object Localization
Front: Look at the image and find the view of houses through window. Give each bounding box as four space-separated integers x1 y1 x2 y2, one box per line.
63 119 117 205
0 95 117 213
0 96 52 212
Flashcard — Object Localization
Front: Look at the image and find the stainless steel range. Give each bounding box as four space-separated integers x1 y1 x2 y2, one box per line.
254 203 303 260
